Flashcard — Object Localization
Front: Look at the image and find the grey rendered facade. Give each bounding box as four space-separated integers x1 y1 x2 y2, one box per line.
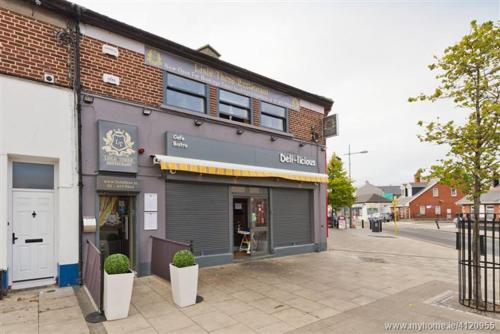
81 96 328 275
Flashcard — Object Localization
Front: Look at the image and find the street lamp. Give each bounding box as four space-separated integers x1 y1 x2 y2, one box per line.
344 145 368 228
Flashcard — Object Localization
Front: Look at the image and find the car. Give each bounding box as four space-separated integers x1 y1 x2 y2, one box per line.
368 213 382 224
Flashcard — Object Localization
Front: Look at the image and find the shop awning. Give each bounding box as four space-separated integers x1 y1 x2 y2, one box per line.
153 155 328 183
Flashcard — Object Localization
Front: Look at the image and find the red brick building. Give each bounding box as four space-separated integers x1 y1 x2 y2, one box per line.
396 179 464 220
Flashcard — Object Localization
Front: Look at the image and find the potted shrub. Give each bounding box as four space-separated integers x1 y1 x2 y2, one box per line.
103 253 134 320
170 250 198 307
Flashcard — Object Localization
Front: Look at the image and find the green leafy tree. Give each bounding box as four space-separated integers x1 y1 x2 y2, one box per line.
327 153 356 211
410 20 500 307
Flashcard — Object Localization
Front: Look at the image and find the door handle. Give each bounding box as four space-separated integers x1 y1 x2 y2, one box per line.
12 233 18 244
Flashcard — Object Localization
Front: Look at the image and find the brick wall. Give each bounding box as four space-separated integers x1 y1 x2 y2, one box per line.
289 107 325 144
209 85 217 116
0 7 71 87
80 36 163 106
252 98 260 126
0 6 326 144
409 183 464 220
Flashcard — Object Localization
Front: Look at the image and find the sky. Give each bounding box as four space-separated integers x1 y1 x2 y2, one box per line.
71 0 499 187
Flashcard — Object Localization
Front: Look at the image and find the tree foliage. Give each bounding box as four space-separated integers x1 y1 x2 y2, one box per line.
327 154 356 210
410 20 499 306
409 20 500 201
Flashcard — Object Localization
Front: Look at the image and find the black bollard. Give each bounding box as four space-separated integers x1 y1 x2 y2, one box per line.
435 219 440 229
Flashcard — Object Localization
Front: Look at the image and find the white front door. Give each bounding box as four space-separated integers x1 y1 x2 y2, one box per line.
12 191 55 282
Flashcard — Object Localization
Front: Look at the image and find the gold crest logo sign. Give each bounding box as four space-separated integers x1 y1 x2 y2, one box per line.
102 128 135 157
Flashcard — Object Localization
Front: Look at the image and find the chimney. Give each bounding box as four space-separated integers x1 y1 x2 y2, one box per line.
197 44 221 59
414 168 423 183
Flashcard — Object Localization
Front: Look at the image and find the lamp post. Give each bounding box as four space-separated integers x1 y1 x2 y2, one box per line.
345 145 368 228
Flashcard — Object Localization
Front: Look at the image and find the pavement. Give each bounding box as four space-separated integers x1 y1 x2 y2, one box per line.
3 225 500 333
0 286 89 334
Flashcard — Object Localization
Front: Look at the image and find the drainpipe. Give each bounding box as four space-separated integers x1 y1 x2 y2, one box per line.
72 4 84 285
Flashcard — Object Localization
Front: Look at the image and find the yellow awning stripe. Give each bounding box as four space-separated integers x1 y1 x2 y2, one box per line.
157 158 328 183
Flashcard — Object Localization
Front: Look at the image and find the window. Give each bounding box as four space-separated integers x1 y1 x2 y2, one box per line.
218 89 251 123
13 162 54 189
486 205 495 221
261 102 287 132
419 206 426 215
432 187 439 197
435 205 441 216
165 73 206 113
451 188 457 197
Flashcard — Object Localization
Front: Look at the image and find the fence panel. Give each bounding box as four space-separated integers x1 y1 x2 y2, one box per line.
83 240 102 310
457 212 499 312
151 236 191 281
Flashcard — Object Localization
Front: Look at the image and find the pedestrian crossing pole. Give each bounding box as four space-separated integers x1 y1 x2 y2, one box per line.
392 197 398 236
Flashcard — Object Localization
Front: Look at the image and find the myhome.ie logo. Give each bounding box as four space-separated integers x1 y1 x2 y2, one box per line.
279 153 316 167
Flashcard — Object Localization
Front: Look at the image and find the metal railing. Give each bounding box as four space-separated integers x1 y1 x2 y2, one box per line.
151 236 192 281
83 240 103 313
457 213 499 312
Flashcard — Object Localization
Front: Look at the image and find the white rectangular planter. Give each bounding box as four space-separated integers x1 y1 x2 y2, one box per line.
103 271 134 320
170 263 199 307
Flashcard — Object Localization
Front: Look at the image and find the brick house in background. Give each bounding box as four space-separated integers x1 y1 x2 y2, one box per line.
396 179 465 220
456 186 500 221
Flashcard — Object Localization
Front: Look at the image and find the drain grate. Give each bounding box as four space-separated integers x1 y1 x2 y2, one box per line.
358 256 387 264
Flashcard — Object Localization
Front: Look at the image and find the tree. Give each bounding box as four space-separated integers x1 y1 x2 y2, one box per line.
327 154 356 211
409 20 500 307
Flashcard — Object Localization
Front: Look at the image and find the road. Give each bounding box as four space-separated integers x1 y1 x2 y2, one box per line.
382 222 456 249
380 222 499 256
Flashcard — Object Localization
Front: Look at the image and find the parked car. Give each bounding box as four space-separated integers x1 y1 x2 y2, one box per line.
380 213 392 222
368 213 383 224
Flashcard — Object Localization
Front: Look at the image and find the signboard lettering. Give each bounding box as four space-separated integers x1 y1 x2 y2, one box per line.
145 46 300 111
96 175 140 192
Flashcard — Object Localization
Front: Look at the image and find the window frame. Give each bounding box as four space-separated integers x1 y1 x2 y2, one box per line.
435 205 441 215
432 187 439 197
260 101 288 132
451 188 457 197
164 72 208 114
217 88 252 124
419 206 426 215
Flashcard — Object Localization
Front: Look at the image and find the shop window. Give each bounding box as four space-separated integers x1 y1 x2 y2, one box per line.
419 206 426 215
261 102 287 132
451 188 457 197
12 162 54 189
433 187 439 197
164 72 206 113
218 89 250 124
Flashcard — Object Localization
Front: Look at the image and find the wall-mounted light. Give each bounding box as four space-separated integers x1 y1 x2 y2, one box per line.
236 128 244 135
194 119 204 127
143 108 153 116
270 136 277 142
321 146 326 152
299 142 305 147
138 148 145 154
83 95 94 104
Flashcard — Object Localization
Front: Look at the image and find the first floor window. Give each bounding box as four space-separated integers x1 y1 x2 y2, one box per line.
261 101 287 132
419 206 426 215
451 188 457 197
433 187 439 197
218 89 251 123
165 72 206 113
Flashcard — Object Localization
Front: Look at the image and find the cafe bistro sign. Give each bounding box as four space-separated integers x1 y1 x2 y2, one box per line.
145 46 300 111
98 120 138 173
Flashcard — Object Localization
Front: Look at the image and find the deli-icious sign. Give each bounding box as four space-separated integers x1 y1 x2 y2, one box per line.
279 153 316 167
98 120 138 173
145 46 300 111
165 132 318 173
